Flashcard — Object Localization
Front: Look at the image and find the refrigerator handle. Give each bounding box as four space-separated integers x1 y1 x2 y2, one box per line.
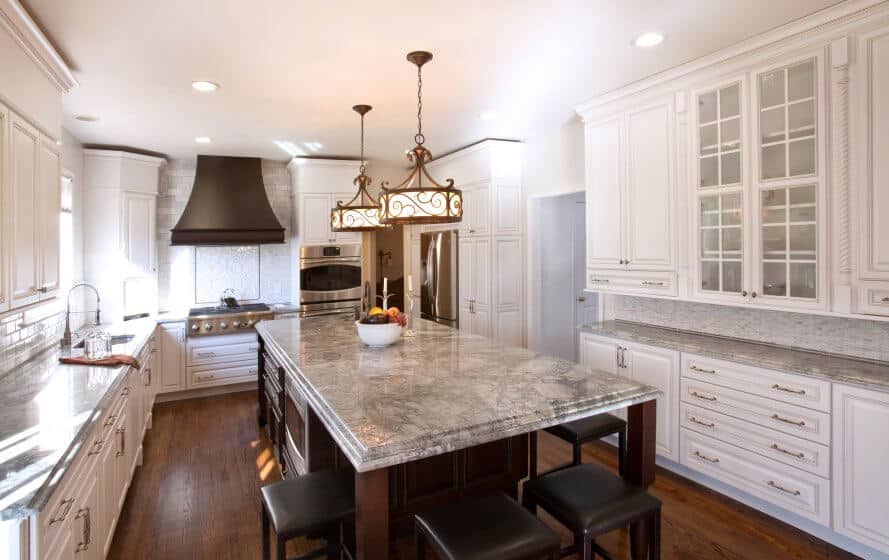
425 240 436 311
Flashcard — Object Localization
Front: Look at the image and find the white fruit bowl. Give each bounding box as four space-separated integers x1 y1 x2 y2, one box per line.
355 320 403 348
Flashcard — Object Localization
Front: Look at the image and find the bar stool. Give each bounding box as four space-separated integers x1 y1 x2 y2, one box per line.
522 463 661 560
260 469 354 560
530 413 627 478
414 492 561 560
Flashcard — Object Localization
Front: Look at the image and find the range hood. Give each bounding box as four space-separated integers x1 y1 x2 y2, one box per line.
170 155 285 245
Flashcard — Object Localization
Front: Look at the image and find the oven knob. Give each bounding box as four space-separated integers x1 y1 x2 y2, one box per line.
204 322 213 331
233 320 241 328
220 322 228 329
191 323 199 332
246 320 254 327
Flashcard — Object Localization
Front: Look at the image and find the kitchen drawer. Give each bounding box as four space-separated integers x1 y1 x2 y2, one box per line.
681 379 830 446
680 403 830 478
189 362 258 388
682 353 831 413
858 285 889 316
586 269 678 297
681 429 830 526
188 339 259 366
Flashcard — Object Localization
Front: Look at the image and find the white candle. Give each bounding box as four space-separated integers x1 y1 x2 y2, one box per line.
408 274 413 292
383 277 388 294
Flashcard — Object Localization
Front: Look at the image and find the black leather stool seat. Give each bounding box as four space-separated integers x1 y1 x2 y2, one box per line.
261 469 355 539
523 463 660 537
544 413 626 444
415 493 560 560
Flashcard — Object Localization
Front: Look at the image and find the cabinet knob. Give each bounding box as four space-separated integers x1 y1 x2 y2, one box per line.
741 290 748 297
751 291 758 298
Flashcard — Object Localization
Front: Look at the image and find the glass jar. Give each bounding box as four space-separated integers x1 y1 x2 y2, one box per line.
84 331 112 360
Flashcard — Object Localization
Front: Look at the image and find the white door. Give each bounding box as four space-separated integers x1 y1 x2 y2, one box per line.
625 341 679 461
332 191 362 245
158 324 185 393
625 101 673 269
585 117 624 267
573 194 597 336
300 193 334 245
123 193 156 278
37 136 61 300
578 333 618 374
10 114 40 307
832 384 889 555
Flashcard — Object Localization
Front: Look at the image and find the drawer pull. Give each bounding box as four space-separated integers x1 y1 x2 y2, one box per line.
197 351 217 358
49 498 75 525
590 278 610 285
882 297 889 303
767 480 801 496
249 346 258 352
691 391 717 402
771 443 805 459
771 414 805 427
103 414 117 427
88 440 103 456
689 416 715 428
690 365 716 374
693 450 720 464
641 280 665 287
771 384 806 395
75 507 92 552
116 427 126 457
249 369 257 375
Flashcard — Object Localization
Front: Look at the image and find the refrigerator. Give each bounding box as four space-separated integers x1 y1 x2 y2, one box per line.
420 230 459 329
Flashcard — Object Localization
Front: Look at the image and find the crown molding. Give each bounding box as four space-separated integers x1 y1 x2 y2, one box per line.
83 148 167 166
0 0 77 93
574 0 887 117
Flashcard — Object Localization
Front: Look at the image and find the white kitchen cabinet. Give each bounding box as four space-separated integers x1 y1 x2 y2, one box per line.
0 101 8 314
492 237 522 345
298 192 362 245
458 183 491 237
832 383 889 555
493 184 522 236
585 116 624 267
70 471 99 560
10 113 40 308
122 193 156 278
458 237 491 337
579 333 619 375
37 135 61 300
158 323 186 393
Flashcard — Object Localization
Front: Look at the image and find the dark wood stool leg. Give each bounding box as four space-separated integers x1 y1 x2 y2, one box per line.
572 441 583 466
414 525 426 560
276 534 286 560
521 488 537 515
618 427 627 477
630 517 650 560
261 506 270 560
650 509 661 560
529 431 538 479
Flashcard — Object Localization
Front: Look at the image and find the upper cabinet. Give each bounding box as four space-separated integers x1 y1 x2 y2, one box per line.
298 192 361 245
288 159 364 247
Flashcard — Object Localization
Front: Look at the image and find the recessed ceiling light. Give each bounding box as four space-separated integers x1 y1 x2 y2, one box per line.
74 115 98 122
479 111 497 121
195 136 212 144
191 81 219 93
634 32 664 48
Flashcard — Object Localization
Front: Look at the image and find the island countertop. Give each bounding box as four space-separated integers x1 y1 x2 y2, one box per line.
256 315 660 472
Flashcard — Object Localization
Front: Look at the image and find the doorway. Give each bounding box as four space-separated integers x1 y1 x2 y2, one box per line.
530 191 598 361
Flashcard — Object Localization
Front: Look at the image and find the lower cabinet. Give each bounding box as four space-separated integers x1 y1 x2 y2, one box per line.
832 384 889 555
158 322 186 393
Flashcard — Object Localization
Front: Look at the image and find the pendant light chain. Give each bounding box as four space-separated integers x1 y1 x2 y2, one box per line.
415 64 425 145
359 111 366 173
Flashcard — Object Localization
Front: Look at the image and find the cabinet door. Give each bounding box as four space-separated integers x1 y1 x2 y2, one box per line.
98 415 120 557
0 103 8 313
158 324 186 393
9 114 40 307
585 117 624 266
473 302 491 338
625 342 679 461
465 185 490 236
578 333 618 374
458 236 473 305
123 193 156 277
473 238 491 307
300 193 334 245
38 136 61 299
113 407 131 512
833 384 889 555
72 472 99 560
332 192 362 244
493 184 521 236
625 101 674 268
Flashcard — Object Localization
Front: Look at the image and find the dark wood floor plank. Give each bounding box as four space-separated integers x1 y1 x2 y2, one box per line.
109 391 861 560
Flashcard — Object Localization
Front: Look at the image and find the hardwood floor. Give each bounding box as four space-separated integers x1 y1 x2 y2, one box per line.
109 392 860 559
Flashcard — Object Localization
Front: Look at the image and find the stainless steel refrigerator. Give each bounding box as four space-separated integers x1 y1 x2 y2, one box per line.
420 230 459 329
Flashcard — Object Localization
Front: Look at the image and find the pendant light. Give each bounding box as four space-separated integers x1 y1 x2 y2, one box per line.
378 51 463 225
331 104 391 232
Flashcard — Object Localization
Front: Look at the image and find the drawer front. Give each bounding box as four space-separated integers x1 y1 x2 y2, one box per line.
680 403 830 478
190 363 258 388
586 269 678 297
681 429 830 526
189 340 259 366
682 353 831 413
681 379 830 445
858 286 889 316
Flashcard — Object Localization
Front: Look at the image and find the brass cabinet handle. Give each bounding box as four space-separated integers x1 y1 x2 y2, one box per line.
641 280 665 287
693 450 720 464
144 368 152 386
115 427 126 457
87 440 103 456
197 351 217 358
689 416 715 428
751 291 758 298
590 278 610 284
122 387 131 397
75 507 91 552
49 498 74 525
690 365 716 374
691 391 717 402
771 384 806 395
103 414 117 428
882 297 889 303
771 443 805 459
768 480 801 496
771 413 805 427
741 290 748 297
249 369 258 375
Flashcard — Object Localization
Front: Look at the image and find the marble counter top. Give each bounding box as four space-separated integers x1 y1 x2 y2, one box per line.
580 320 889 391
256 316 659 472
0 318 157 521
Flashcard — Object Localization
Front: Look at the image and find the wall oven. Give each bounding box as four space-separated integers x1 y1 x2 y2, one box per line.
299 245 362 316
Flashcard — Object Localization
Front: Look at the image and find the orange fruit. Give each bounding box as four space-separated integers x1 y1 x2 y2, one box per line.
369 306 385 316
387 306 400 317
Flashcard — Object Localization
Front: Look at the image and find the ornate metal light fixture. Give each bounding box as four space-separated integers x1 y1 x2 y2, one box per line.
379 51 462 225
331 104 391 232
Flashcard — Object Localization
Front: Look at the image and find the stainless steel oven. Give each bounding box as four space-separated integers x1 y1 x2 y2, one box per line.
299 245 362 315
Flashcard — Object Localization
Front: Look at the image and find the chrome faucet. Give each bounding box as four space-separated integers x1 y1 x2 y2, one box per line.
61 283 101 348
362 281 370 312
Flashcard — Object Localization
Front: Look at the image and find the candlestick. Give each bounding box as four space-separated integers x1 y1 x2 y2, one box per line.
408 274 413 292
405 288 415 337
383 277 388 295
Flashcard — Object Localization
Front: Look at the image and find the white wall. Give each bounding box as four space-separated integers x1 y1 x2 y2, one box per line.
522 119 585 196
61 129 84 286
0 25 61 139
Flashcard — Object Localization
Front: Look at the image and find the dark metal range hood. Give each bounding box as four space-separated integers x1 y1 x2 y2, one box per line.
170 155 285 245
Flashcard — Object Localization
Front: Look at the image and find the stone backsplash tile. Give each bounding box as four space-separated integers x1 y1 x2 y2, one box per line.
611 296 889 363
0 308 66 377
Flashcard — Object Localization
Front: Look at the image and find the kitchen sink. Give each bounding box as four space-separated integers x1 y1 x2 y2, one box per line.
73 334 136 349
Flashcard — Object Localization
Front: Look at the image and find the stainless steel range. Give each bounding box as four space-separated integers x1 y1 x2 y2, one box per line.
187 303 274 337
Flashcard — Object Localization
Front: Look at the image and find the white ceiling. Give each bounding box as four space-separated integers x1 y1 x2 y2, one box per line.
25 0 842 163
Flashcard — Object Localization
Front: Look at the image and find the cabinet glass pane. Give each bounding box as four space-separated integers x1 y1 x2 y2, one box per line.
788 101 815 139
760 70 785 107
701 196 719 226
700 156 718 187
788 61 815 102
721 153 741 185
723 227 742 254
702 229 719 257
723 262 742 293
719 85 740 118
763 262 787 296
762 188 785 223
789 224 816 259
762 225 786 259
699 91 718 123
762 144 786 179
701 261 719 291
699 193 743 294
720 118 740 150
760 185 817 300
700 124 718 153
761 107 785 144
790 263 816 298
789 138 816 176
722 193 742 225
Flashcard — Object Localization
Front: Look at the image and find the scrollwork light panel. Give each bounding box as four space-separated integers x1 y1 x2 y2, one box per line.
195 246 260 303
332 206 385 231
380 190 462 224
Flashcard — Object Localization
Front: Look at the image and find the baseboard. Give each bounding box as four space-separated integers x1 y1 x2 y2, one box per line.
155 381 256 403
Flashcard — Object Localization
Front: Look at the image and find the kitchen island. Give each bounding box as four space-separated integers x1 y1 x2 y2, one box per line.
256 315 660 559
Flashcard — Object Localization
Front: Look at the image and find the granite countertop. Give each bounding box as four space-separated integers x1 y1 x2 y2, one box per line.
0 318 157 521
154 302 301 324
256 315 659 472
580 320 889 391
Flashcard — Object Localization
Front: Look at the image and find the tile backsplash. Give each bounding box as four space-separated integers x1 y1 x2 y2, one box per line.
611 296 889 363
0 307 66 376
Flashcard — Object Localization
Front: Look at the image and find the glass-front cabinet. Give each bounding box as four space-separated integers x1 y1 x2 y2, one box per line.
691 52 826 310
